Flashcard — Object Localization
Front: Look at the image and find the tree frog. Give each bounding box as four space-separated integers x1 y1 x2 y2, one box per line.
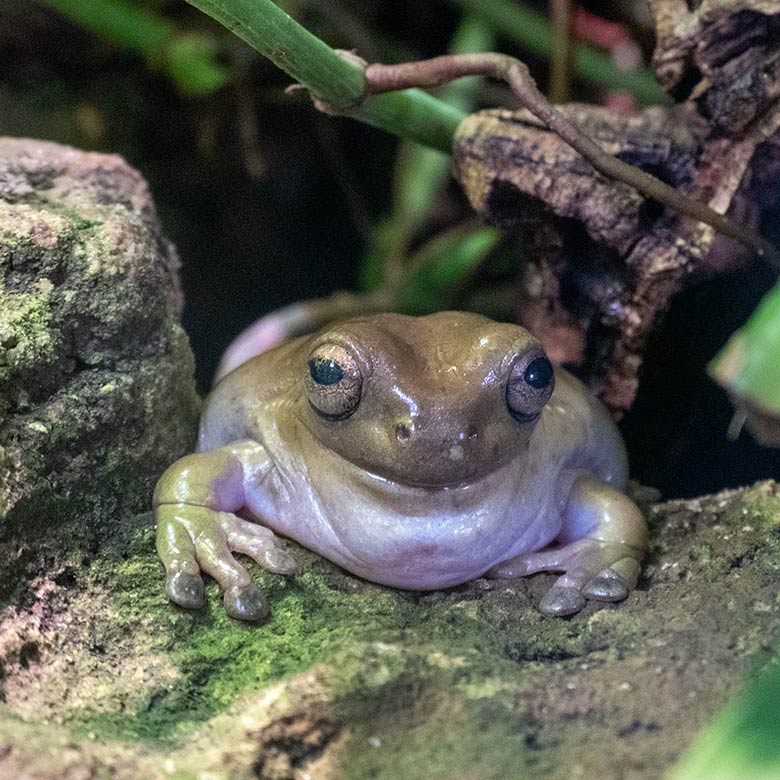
154 312 647 621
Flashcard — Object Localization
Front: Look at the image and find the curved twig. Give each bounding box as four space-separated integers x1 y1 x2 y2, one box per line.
361 53 780 266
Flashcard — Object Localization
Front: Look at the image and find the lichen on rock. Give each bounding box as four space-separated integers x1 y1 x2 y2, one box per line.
0 138 199 548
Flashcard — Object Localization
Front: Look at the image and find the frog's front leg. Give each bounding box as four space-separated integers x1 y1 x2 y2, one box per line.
489 478 647 616
153 440 297 622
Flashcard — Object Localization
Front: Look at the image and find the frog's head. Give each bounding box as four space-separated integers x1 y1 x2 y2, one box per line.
299 312 554 488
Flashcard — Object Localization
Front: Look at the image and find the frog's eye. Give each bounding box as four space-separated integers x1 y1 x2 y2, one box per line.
305 344 362 420
506 348 555 421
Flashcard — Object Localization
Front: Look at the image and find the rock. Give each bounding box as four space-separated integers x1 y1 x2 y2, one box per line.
1 138 777 779
1 479 779 779
0 138 199 546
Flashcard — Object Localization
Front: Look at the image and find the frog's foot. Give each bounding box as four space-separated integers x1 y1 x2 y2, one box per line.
156 504 298 622
488 539 641 616
488 477 647 617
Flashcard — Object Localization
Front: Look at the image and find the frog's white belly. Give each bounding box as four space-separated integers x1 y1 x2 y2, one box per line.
245 457 566 590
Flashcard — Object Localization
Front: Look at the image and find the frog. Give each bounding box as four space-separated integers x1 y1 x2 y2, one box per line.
154 311 647 622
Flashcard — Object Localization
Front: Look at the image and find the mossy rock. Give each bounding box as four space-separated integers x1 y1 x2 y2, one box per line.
0 138 199 556
1 482 779 779
2 139 779 779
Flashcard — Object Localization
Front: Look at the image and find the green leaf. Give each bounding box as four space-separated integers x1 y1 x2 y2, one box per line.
165 34 232 95
709 283 780 413
184 0 464 152
363 14 495 295
669 657 780 780
38 0 231 96
399 227 501 313
390 15 494 242
359 220 397 293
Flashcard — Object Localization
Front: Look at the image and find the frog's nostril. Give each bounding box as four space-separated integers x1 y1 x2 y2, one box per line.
468 425 478 440
459 425 479 441
395 423 411 442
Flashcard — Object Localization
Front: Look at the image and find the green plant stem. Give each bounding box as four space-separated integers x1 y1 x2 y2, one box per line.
39 0 231 95
184 0 464 153
446 0 668 105
548 0 572 104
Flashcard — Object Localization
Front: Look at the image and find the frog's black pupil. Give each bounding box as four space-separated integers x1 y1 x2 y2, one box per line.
308 358 344 386
523 356 553 389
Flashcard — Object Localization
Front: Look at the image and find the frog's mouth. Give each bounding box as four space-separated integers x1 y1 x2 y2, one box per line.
335 438 525 491
300 398 538 490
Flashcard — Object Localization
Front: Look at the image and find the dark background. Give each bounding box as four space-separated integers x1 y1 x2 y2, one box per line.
2 0 777 497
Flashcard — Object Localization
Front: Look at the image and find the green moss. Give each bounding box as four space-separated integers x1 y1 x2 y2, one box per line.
4 469 780 776
0 288 56 370
28 482 780 766
67 528 533 746
8 497 657 755
34 199 104 232
742 484 780 527
691 544 713 565
67 521 651 750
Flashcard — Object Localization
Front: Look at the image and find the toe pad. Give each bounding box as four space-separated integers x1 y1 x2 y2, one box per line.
538 585 587 616
582 569 629 602
224 584 270 622
167 572 205 610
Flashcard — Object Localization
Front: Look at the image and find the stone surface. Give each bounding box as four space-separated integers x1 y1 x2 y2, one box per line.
0 480 779 779
0 137 199 540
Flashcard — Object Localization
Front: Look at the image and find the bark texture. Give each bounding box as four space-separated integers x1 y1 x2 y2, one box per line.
454 0 780 415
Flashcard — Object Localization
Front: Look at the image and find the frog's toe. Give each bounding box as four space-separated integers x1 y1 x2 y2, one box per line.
261 546 299 575
230 535 297 574
582 568 629 602
538 585 586 616
224 583 270 622
225 517 299 575
166 571 205 610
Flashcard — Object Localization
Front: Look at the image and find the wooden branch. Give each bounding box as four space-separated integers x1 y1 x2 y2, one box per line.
360 53 780 266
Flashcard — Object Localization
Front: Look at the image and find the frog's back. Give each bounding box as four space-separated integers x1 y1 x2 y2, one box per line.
197 336 308 452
